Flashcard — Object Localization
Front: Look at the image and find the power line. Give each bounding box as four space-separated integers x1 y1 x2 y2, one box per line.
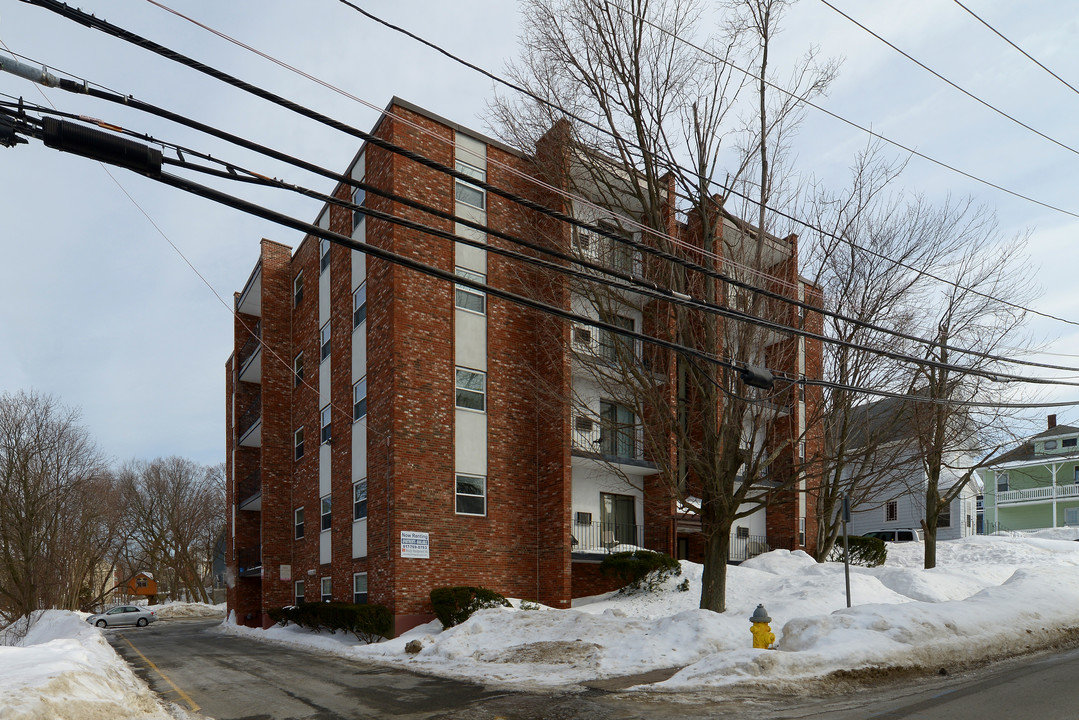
5 29 1078 384
950 0 1079 99
9 86 1079 391
818 0 1079 159
5 106 1078 411
313 0 1079 339
11 5 1079 378
9 69 1076 380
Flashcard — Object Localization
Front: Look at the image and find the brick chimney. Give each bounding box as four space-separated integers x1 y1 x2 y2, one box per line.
1048 414 1057 430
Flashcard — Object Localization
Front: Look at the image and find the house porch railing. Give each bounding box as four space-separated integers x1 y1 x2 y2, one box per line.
996 483 1079 505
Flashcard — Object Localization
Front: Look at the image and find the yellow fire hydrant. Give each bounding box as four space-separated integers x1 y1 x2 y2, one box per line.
750 604 775 649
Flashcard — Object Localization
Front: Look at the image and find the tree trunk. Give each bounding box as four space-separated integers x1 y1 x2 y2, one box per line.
700 524 731 613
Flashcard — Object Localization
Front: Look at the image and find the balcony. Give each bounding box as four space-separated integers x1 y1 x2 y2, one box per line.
236 262 262 316
571 521 643 554
237 545 262 577
996 484 1079 505
571 417 657 476
238 395 262 448
728 534 773 563
238 468 261 511
238 321 262 384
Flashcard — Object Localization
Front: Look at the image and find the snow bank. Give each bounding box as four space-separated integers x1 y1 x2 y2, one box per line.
0 610 175 720
150 602 226 619
218 533 1079 692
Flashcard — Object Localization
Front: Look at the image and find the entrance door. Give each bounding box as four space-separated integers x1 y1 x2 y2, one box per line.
601 493 637 546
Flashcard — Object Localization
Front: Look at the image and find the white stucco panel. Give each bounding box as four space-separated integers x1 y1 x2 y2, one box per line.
455 409 487 476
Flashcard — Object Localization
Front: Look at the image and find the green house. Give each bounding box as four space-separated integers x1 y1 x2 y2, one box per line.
983 418 1079 532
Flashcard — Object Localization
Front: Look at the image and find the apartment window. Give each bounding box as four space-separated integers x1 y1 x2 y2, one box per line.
353 282 367 328
1074 466 1079 484
353 573 368 605
352 186 366 231
454 160 486 209
1064 438 1077 448
885 500 898 522
997 471 1009 493
321 495 331 531
937 508 951 528
293 352 304 387
1067 508 1079 526
353 377 367 421
320 238 331 273
599 400 636 459
294 427 305 461
294 580 304 605
320 576 331 603
456 473 487 516
454 268 486 314
455 368 486 411
799 517 806 546
799 441 807 460
294 507 304 539
320 322 331 361
293 271 304 306
599 315 634 362
354 480 367 521
320 405 332 444
598 220 635 274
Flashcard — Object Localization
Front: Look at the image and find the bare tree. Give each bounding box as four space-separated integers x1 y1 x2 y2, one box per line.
0 391 115 624
905 203 1035 568
118 457 225 603
491 0 838 612
797 148 961 560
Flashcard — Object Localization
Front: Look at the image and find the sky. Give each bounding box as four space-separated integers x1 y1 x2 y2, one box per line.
1 0 1079 466
7 530 1079 715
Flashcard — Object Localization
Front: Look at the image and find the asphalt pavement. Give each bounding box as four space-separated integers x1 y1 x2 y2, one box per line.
105 618 1079 720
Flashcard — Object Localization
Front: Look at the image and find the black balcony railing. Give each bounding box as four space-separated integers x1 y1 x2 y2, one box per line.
571 521 643 553
238 320 261 371
237 394 262 439
728 534 772 563
571 422 639 461
238 468 261 504
237 545 262 576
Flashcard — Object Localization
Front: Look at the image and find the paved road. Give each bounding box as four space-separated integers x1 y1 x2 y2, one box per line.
106 618 1079 720
107 619 512 719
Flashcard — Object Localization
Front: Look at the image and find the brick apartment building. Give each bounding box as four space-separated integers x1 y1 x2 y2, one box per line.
225 98 823 634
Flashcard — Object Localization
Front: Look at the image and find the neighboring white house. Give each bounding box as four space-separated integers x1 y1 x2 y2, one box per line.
843 397 980 541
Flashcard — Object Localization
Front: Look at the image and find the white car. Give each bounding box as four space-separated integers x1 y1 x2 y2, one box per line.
863 528 924 542
86 605 158 628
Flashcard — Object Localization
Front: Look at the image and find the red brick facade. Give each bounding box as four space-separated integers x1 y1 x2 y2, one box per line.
225 99 823 634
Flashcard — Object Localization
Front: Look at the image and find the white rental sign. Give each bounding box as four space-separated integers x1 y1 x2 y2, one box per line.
401 531 430 559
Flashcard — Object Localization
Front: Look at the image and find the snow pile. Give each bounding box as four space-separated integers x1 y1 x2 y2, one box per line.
222 531 1079 691
150 601 226 619
0 610 175 719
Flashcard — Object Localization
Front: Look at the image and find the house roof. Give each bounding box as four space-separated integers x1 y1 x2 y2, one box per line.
1031 424 1079 440
985 425 1079 466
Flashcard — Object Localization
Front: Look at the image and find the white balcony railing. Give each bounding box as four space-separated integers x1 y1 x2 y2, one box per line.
997 484 1079 505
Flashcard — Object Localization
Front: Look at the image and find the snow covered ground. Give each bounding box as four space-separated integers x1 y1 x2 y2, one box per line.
3 532 1079 718
0 610 189 720
222 530 1079 692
